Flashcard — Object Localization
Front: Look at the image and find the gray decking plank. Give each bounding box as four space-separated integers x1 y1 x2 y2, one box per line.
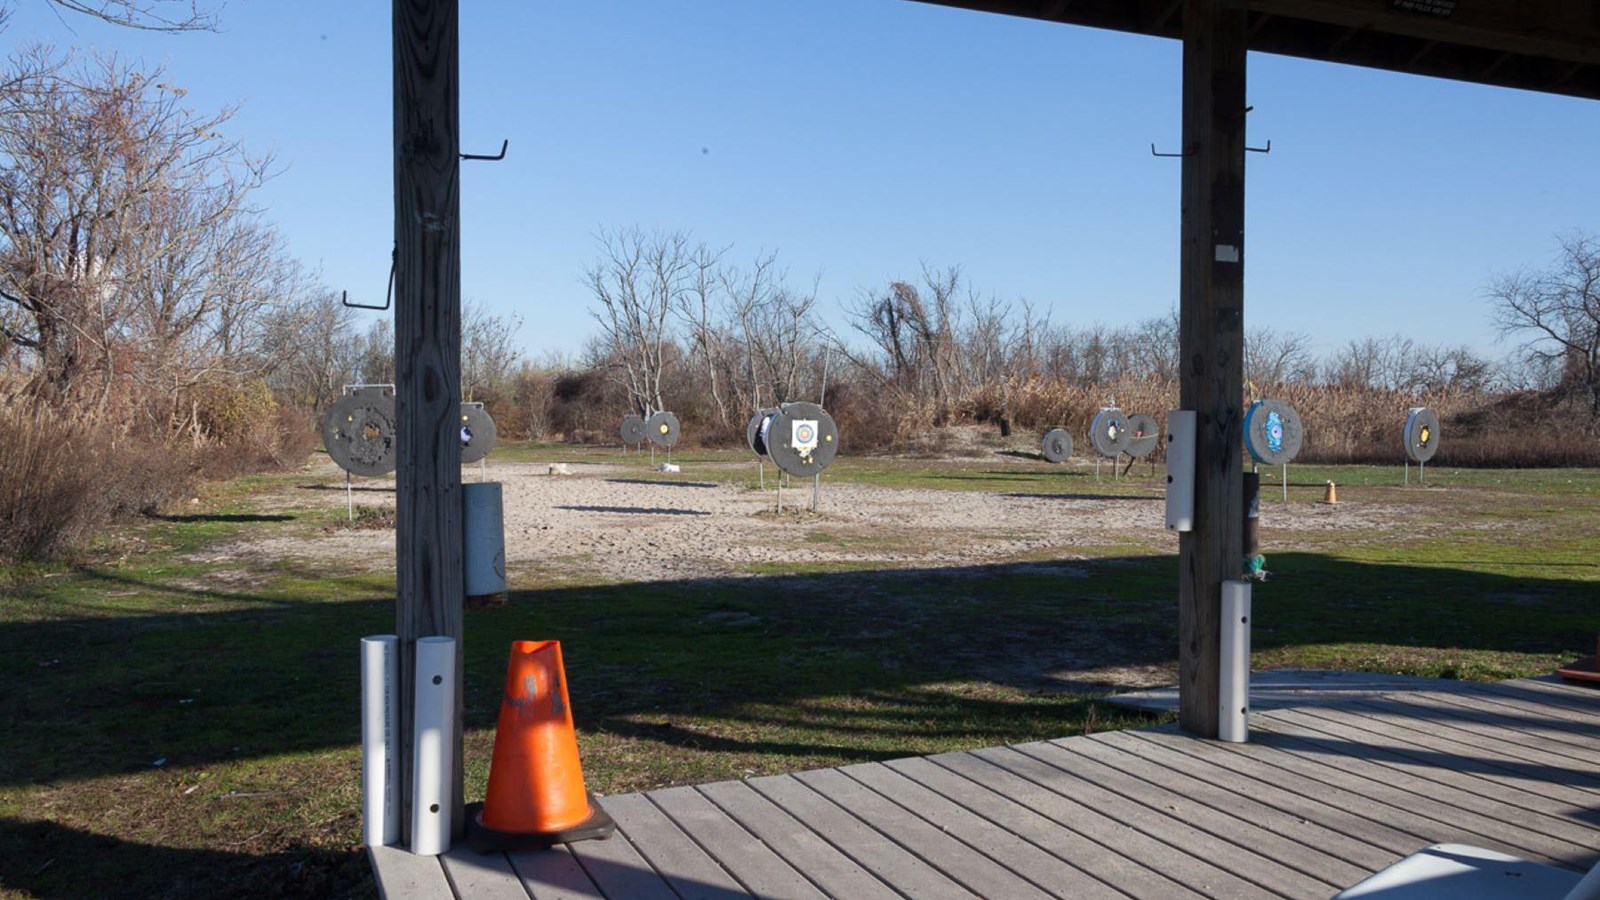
368 845 456 900
1413 690 1600 749
1514 677 1600 701
956 747 1282 899
793 767 1055 900
1346 694 1600 766
747 772 979 900
1118 730 1442 855
840 760 1129 900
885 755 1200 900
506 845 605 900
1254 712 1599 855
1013 740 1345 896
1279 705 1600 813
564 824 678 900
697 779 903 900
601 791 749 900
1088 731 1403 870
439 846 529 900
1478 680 1600 719
645 784 825 900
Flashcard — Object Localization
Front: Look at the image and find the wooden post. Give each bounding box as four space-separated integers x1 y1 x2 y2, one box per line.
393 0 464 840
1177 0 1247 738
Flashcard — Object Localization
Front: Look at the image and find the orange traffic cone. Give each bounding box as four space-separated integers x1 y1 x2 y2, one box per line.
467 640 615 853
1322 480 1338 504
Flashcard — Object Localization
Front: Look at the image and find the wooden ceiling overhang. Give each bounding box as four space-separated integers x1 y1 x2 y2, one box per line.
913 1 1600 101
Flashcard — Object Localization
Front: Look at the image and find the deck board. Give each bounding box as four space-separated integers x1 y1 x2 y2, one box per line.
368 678 1600 898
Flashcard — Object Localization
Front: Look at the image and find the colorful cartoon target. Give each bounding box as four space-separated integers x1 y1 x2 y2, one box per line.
645 411 680 448
1125 413 1161 459
1040 428 1072 463
1404 407 1440 463
322 388 398 477
459 403 497 464
620 414 645 447
767 402 839 477
1089 407 1131 458
1243 399 1304 466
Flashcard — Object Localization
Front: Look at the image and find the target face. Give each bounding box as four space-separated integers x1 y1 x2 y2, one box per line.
1089 408 1131 458
1125 413 1160 459
1404 407 1440 463
1243 399 1304 465
645 411 680 448
767 402 839 477
460 403 497 464
1040 428 1072 463
620 414 645 446
322 388 397 477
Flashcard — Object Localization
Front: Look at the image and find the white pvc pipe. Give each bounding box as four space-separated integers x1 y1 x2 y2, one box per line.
410 636 456 855
463 482 506 597
360 635 400 847
1219 580 1252 743
1165 411 1196 532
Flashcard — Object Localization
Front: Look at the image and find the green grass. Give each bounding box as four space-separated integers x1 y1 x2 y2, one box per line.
1 453 1598 898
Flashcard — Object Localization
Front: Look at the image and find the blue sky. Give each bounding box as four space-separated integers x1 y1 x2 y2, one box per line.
9 0 1599 364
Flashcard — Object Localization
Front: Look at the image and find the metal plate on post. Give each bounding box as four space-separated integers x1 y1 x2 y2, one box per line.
1404 407 1440 462
1243 399 1304 465
620 414 645 447
459 403 497 464
1125 413 1161 459
746 408 778 456
323 390 398 477
646 411 680 448
1089 407 1131 458
767 402 839 477
1040 428 1072 463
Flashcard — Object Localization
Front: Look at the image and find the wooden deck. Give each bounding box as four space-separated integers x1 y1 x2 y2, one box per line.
369 677 1600 899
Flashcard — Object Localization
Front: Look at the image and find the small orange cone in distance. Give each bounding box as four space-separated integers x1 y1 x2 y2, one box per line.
1323 480 1339 504
467 640 615 853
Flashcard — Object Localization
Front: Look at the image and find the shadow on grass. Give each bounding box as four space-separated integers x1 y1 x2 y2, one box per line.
1003 492 1162 502
147 513 296 524
0 818 372 899
603 478 720 489
555 505 711 517
298 483 394 493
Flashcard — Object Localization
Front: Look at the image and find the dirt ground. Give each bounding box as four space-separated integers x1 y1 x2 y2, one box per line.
236 456 1402 583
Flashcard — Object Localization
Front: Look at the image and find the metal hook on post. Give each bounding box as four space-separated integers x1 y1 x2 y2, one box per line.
460 139 508 162
1151 143 1189 158
342 247 397 311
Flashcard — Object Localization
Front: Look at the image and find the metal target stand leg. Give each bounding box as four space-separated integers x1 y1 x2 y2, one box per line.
812 474 820 512
346 471 354 523
1282 463 1288 504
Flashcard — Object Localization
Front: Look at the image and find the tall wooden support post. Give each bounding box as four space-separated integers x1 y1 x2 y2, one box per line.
393 0 464 840
1177 0 1247 738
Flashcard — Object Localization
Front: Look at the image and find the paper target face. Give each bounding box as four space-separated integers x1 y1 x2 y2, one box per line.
620 414 645 446
1404 407 1440 463
1089 408 1131 458
1243 399 1304 465
1040 428 1072 463
768 402 839 477
460 403 497 464
746 408 778 456
1125 413 1160 459
323 389 398 477
645 411 680 448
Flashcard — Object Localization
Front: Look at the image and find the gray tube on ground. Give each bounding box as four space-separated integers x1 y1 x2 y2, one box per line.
463 481 506 598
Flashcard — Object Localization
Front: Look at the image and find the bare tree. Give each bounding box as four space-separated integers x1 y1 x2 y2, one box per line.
461 300 522 402
1490 232 1600 415
40 0 219 32
672 241 729 425
1245 326 1315 388
584 227 690 416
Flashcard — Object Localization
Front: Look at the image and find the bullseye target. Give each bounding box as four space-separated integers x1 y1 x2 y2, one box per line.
460 403 497 464
767 402 839 477
1040 428 1072 463
1125 413 1160 459
323 387 397 477
1243 399 1303 466
620 414 645 447
1404 407 1440 463
1089 407 1130 458
646 411 680 448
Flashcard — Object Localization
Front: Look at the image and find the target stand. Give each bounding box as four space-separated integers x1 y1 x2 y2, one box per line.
1403 407 1440 485
324 384 398 522
1244 399 1304 503
620 414 645 455
645 411 680 467
1090 407 1132 480
760 402 839 513
1123 413 1161 476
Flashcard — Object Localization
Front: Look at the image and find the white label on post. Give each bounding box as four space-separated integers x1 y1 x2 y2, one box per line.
1165 411 1197 531
1219 581 1251 743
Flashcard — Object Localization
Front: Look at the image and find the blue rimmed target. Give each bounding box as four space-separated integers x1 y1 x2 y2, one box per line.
1243 399 1303 466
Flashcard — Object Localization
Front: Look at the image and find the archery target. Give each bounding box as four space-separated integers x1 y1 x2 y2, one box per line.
768 402 839 477
646 411 680 448
1125 413 1161 459
460 403 497 464
1243 399 1304 466
1404 407 1440 463
1041 428 1072 463
746 408 778 456
620 414 645 446
1089 408 1131 458
323 389 398 477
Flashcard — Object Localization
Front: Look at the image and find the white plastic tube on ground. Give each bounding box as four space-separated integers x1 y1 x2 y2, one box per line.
360 635 400 847
1219 581 1251 744
463 482 506 598
410 635 457 855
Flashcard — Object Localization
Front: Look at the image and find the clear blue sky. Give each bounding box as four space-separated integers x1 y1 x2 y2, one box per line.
10 0 1599 364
